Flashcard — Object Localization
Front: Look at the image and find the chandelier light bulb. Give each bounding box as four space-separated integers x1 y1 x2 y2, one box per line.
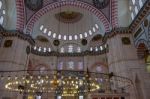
22 76 25 80
46 75 49 79
15 76 18 80
38 75 41 79
69 76 71 79
7 76 11 80
3 70 131 95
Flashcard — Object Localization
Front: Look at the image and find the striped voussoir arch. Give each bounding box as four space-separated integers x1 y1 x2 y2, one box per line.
16 0 25 31
25 1 110 34
136 40 149 59
111 0 118 28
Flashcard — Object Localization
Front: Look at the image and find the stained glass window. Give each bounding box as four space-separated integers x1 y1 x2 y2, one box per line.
68 45 73 53
68 61 74 70
78 62 83 70
58 62 63 70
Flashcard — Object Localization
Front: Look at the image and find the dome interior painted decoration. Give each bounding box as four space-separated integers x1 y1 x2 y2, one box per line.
0 0 150 99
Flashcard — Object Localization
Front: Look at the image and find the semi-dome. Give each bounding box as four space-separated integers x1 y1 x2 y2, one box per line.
0 0 149 99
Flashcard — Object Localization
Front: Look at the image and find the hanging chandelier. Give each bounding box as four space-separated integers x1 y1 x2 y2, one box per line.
4 70 100 96
1 69 132 96
0 44 133 97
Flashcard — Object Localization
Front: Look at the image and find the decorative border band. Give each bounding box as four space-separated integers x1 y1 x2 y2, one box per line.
16 0 25 31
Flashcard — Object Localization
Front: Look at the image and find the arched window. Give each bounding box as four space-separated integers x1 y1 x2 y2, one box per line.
77 47 81 53
137 43 150 73
79 34 83 39
60 43 81 53
131 12 135 20
74 35 78 40
95 24 99 29
58 61 63 70
52 33 56 38
63 35 67 40
60 47 64 53
93 27 96 32
0 16 4 25
69 35 73 40
137 43 148 59
95 47 98 51
68 45 73 53
96 66 102 72
90 47 93 51
48 31 52 36
100 46 103 51
84 32 88 37
40 25 43 31
78 62 83 70
38 47 42 52
48 48 51 52
132 0 135 5
58 34 61 39
135 6 138 14
91 63 108 73
68 61 74 70
43 47 46 52
139 0 143 8
89 30 92 35
43 28 47 34
0 1 7 26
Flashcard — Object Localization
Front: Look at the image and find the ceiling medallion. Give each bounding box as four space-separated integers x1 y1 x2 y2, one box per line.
25 0 43 11
121 37 131 45
93 0 110 9
55 11 83 23
53 39 60 46
81 39 87 46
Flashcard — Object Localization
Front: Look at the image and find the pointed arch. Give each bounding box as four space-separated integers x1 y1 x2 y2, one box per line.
137 42 148 59
16 0 25 31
